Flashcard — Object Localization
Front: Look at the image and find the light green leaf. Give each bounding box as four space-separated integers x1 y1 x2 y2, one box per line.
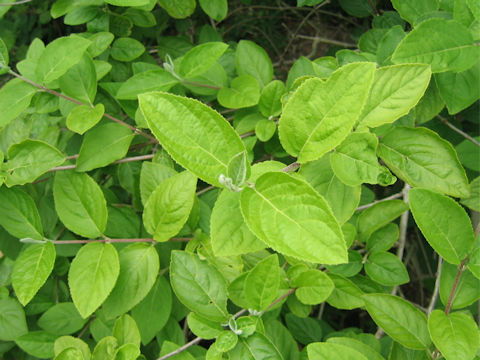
235 40 273 87
0 78 36 128
414 79 445 124
330 132 396 186
240 172 347 264
291 269 334 305
258 80 285 117
392 18 479 73
54 336 90 360
211 190 265 256
143 171 197 242
409 188 474 265
199 0 227 21
227 151 249 188
170 250 229 322
105 0 149 5
139 92 247 188
158 0 195 18
53 171 108 238
363 293 431 350
461 176 480 211
366 223 399 253
64 6 101 25
92 336 118 360
244 254 280 311
307 342 369 360
3 139 64 186
113 314 141 348
59 53 97 104
76 122 134 172
87 31 114 57
12 242 55 306
378 126 470 198
217 74 261 109
0 297 28 341
228 333 284 359
279 62 376 163
66 104 104 134
55 348 83 360
357 200 408 241
326 337 384 360
299 154 361 225
94 60 112 80
178 42 228 79
116 69 178 100
15 331 56 359
187 312 223 339
113 343 140 360
428 310 479 360
255 119 276 142
440 262 480 309
357 64 431 128
38 302 87 336
468 0 480 20
216 331 238 352
0 186 44 239
364 251 410 286
326 273 365 309
102 243 160 319
36 35 91 84
391 0 439 24
111 37 145 62
68 242 120 318
139 161 177 205
0 37 8 71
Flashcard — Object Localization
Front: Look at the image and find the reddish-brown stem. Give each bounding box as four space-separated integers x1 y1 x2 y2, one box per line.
444 257 468 315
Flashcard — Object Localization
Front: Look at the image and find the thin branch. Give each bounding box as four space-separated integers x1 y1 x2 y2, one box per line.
296 34 357 48
48 154 155 172
356 192 403 211
445 257 468 315
427 257 443 314
437 115 480 147
281 162 300 172
196 185 215 196
366 0 378 15
0 0 32 6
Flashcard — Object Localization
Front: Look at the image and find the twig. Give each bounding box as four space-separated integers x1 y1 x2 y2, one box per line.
48 154 155 172
356 192 403 211
0 0 32 6
427 257 443 314
444 257 468 315
437 115 480 147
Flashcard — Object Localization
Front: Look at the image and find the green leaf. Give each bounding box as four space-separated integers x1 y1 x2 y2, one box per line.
307 342 369 360
131 276 172 344
440 261 480 309
105 0 149 6
76 122 134 172
54 336 90 360
38 302 87 335
461 176 480 212
228 333 284 359
244 254 280 311
0 186 44 239
68 242 120 318
357 64 431 128
258 80 285 117
12 242 55 306
114 343 140 360
178 42 229 79
391 19 479 73
0 37 8 70
139 92 247 188
414 79 445 124
264 319 300 360
366 223 399 253
291 269 334 305
36 35 91 84
143 171 197 242
326 337 384 360
92 336 118 360
326 273 365 309
113 314 141 347
285 313 322 345
3 139 65 186
102 243 159 319
409 188 474 265
0 297 28 341
357 200 408 241
116 69 178 100
279 62 376 163
170 250 229 322
66 104 104 134
187 312 223 339
255 119 276 142
110 37 145 62
227 151 250 188
241 172 347 264
216 331 238 352
53 171 108 238
59 53 97 104
363 294 431 350
55 348 83 360
199 0 227 21
330 132 396 186
378 126 469 198
158 0 196 18
364 251 410 286
15 331 56 359
391 0 439 24
0 78 36 128
87 31 114 57
235 40 273 87
217 74 261 109
428 310 479 360
211 190 265 256
139 162 177 205
64 5 101 25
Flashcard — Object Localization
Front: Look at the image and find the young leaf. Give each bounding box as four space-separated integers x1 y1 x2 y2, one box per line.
258 80 285 118
0 186 44 240
378 127 470 198
66 104 104 135
76 122 134 172
53 171 108 238
279 62 376 163
113 343 140 360
37 302 87 335
68 242 120 318
54 336 90 360
428 310 479 360
187 312 223 339
326 273 365 310
102 243 160 319
15 331 56 359
59 53 97 104
217 74 261 109
110 37 145 62
36 35 91 84
366 223 399 253
235 40 274 87
244 254 280 311
291 269 334 305
12 242 55 306
178 42 229 78
210 190 265 256
227 151 249 188
215 331 238 352
255 119 276 142
55 348 83 360
409 188 474 265
357 200 408 241
241 172 347 264
307 342 369 360
143 171 197 242
116 69 178 100
139 162 177 205
0 297 28 341
391 18 479 73
3 139 65 186
139 91 247 188
87 31 114 57
364 251 410 286
92 336 118 360
0 78 36 128
112 314 141 348
199 0 228 21
357 64 431 128
158 0 196 18
363 294 431 350
227 333 284 359
170 250 229 322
